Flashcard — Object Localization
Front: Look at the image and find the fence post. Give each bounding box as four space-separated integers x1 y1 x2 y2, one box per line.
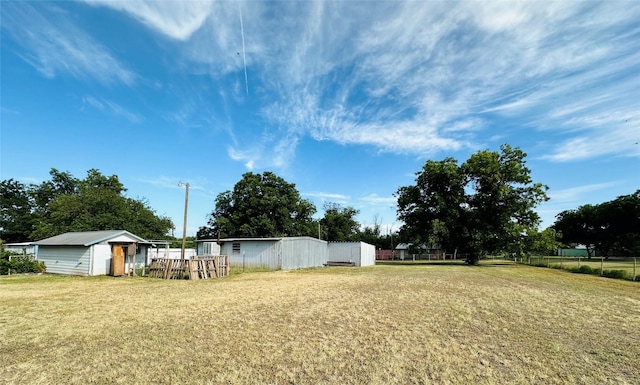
578 256 581 268
634 258 636 281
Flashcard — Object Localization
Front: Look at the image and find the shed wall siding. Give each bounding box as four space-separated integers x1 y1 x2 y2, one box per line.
221 240 282 269
38 246 90 276
281 238 327 270
327 242 376 266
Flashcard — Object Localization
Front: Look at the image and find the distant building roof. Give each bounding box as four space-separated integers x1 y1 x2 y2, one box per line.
34 230 148 246
3 242 35 246
395 243 429 250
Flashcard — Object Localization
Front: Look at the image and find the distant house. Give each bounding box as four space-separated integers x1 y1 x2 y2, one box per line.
394 243 412 260
34 230 151 276
196 237 328 270
327 242 376 267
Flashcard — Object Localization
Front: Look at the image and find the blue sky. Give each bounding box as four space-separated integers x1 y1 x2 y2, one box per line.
1 1 639 238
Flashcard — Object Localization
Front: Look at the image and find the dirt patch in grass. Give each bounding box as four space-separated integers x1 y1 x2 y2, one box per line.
1 263 638 384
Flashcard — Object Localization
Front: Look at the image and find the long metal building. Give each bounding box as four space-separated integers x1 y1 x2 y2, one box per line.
198 237 328 270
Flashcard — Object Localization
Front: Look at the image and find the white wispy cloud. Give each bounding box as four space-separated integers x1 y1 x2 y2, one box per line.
1 2 136 85
303 192 350 201
359 194 397 206
82 96 142 123
136 176 210 194
82 0 215 41
41 1 640 170
548 183 618 203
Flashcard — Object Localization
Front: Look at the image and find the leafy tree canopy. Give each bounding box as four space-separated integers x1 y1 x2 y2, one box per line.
319 202 360 241
0 169 173 242
553 190 640 257
396 144 549 264
197 171 317 238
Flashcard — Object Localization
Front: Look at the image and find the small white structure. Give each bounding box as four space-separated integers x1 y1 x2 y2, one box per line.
197 237 327 270
34 230 150 276
195 240 221 256
148 248 197 259
2 242 36 255
327 241 376 267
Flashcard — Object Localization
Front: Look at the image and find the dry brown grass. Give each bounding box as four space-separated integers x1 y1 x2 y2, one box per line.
1 262 638 384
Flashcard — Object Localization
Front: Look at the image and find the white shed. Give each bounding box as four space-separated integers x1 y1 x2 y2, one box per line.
198 237 328 270
327 241 376 267
34 230 150 276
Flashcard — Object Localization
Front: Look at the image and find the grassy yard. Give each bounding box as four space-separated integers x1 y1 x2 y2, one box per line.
1 262 638 384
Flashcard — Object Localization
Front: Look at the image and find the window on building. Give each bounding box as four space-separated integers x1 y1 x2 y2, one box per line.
232 243 241 253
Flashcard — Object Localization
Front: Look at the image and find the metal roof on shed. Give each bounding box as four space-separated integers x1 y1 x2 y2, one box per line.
34 230 148 246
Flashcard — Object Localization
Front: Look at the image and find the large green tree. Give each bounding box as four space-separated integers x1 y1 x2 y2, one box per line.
1 169 173 242
397 144 549 264
0 179 35 243
319 203 360 241
554 190 640 257
198 171 317 238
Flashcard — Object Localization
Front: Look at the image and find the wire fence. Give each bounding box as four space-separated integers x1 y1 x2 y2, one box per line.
525 255 638 281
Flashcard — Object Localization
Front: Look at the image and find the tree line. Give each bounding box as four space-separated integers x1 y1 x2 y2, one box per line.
3 145 636 264
0 169 173 242
553 191 640 258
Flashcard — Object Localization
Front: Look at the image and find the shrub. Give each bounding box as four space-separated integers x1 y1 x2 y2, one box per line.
0 252 46 275
602 269 628 280
577 265 596 275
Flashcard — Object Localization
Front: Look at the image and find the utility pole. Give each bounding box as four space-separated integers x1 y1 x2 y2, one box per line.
178 182 190 260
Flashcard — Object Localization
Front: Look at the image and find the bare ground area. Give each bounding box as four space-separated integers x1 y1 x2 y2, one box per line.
1 262 638 384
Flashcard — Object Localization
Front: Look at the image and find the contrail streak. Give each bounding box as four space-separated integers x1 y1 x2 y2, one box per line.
239 5 248 96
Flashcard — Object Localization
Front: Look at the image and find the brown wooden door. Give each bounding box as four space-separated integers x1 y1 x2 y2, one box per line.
111 245 125 276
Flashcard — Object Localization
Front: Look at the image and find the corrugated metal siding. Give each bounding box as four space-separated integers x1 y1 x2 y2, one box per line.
281 237 327 270
37 246 90 276
222 240 282 269
327 242 361 265
327 242 376 266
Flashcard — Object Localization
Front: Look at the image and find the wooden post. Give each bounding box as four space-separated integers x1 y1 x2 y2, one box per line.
164 259 173 280
578 256 581 268
212 258 219 278
226 255 230 276
633 258 636 281
179 182 190 260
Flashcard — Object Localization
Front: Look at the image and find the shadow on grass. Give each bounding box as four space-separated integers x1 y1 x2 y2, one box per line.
375 259 517 267
376 260 467 267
